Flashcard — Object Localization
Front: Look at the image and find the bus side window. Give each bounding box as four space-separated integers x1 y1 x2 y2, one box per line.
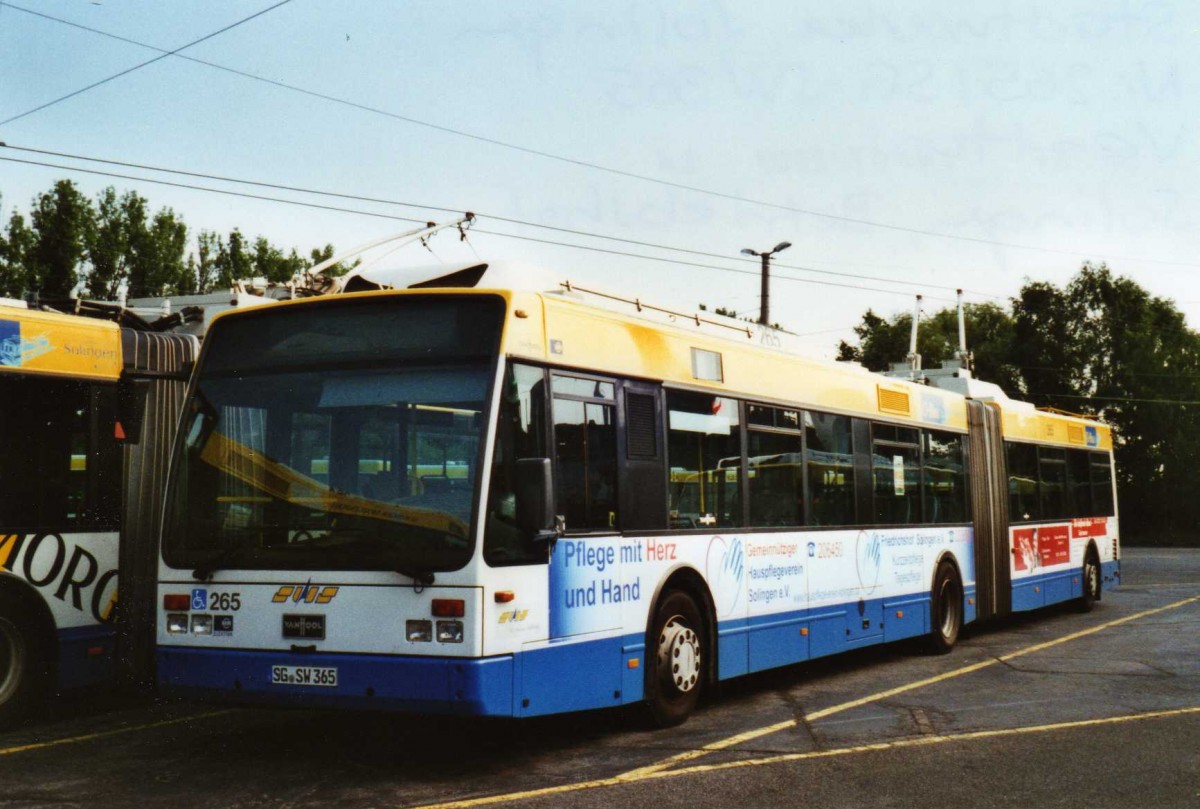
1038 447 1067 521
1006 442 1039 522
871 424 921 525
1090 452 1114 517
1067 449 1093 519
924 430 967 524
0 376 118 531
484 364 549 565
552 376 618 532
746 404 803 528
805 411 855 526
666 391 742 529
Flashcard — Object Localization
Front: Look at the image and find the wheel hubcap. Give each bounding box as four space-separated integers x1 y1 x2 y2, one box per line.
658 616 700 693
1087 562 1099 598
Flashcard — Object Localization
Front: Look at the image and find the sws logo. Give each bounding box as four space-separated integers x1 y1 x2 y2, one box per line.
272 583 339 604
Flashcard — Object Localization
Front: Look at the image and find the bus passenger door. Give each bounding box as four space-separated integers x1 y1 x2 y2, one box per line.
546 372 624 641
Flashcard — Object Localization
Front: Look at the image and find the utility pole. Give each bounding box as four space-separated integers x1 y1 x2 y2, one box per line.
740 241 791 326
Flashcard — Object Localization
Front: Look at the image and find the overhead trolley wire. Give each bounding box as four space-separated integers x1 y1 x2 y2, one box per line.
0 0 293 128
3 1 1199 271
0 143 1000 301
0 154 960 303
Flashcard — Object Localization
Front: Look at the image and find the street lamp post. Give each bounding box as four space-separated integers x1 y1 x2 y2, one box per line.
740 241 791 326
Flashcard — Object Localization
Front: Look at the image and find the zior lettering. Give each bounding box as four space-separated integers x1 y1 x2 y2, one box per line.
0 532 119 623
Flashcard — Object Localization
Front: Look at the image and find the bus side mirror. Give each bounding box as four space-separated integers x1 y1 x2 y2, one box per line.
116 377 152 445
515 458 560 544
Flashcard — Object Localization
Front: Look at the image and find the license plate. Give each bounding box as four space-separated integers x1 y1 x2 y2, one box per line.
271 665 338 687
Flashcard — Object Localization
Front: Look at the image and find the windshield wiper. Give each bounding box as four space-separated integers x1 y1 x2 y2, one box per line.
192 543 249 581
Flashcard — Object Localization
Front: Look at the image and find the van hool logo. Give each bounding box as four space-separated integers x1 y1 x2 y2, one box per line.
272 582 339 604
0 532 119 623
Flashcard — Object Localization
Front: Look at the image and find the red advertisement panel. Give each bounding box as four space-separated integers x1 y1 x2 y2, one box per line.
1012 525 1071 571
1071 518 1108 538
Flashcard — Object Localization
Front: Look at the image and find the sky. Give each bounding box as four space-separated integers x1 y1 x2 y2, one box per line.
1 1 1198 359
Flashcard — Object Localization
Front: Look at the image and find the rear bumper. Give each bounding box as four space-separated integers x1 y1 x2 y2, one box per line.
157 647 515 716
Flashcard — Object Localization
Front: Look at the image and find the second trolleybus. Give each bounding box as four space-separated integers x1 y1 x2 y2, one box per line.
155 264 1119 725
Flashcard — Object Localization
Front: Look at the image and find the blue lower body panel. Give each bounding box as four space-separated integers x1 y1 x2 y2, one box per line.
1011 558 1121 613
58 625 115 691
158 648 515 716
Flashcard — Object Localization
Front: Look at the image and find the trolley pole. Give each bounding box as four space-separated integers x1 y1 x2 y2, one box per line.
740 241 792 326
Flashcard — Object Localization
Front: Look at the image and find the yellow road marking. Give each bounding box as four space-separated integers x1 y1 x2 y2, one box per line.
620 593 1200 777
417 706 1200 808
0 709 234 757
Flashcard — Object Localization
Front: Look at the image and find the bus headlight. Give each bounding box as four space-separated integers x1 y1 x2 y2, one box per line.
191 614 213 635
166 614 189 634
436 620 463 643
406 620 433 642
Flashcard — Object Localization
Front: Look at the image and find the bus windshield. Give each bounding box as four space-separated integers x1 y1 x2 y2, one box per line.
162 295 504 574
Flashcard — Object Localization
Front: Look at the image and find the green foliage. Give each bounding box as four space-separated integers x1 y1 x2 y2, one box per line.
836 302 1019 391
0 210 33 298
0 179 349 300
841 263 1200 545
28 180 94 297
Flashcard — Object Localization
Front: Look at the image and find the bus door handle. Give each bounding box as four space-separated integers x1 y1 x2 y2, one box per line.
290 644 318 654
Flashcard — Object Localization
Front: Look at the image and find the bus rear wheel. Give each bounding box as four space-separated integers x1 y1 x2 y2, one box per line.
0 594 46 728
1077 551 1101 613
925 561 962 655
645 590 705 728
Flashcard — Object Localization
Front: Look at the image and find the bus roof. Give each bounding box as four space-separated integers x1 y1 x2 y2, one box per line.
0 306 122 381
200 265 1113 451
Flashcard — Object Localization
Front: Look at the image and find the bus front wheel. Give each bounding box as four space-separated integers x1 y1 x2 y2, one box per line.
1077 551 1101 613
0 593 47 728
645 590 705 727
925 561 963 655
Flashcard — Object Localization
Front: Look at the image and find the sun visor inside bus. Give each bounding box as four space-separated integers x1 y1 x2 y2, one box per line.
317 368 491 409
668 410 733 435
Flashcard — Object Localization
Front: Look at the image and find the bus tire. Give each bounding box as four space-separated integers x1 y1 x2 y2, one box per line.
1077 550 1101 613
0 592 48 728
645 590 705 728
925 561 962 655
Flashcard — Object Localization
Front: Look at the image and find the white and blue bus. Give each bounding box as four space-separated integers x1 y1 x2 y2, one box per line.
155 267 1119 725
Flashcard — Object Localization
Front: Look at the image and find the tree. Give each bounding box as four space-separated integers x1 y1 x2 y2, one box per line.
1024 263 1200 542
135 207 189 296
195 230 220 293
0 210 33 298
214 228 252 289
252 236 306 284
27 180 93 297
836 302 1019 390
840 263 1200 545
85 188 139 299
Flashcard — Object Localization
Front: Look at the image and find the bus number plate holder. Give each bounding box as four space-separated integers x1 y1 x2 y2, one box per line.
271 665 338 687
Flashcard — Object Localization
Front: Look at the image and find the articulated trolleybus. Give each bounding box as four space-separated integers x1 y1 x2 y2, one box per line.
0 301 193 726
157 263 1118 725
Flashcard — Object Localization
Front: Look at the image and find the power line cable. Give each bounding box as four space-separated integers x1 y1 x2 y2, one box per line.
0 154 959 303
4 1 1200 271
1025 392 1200 406
0 0 293 128
0 142 1003 300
